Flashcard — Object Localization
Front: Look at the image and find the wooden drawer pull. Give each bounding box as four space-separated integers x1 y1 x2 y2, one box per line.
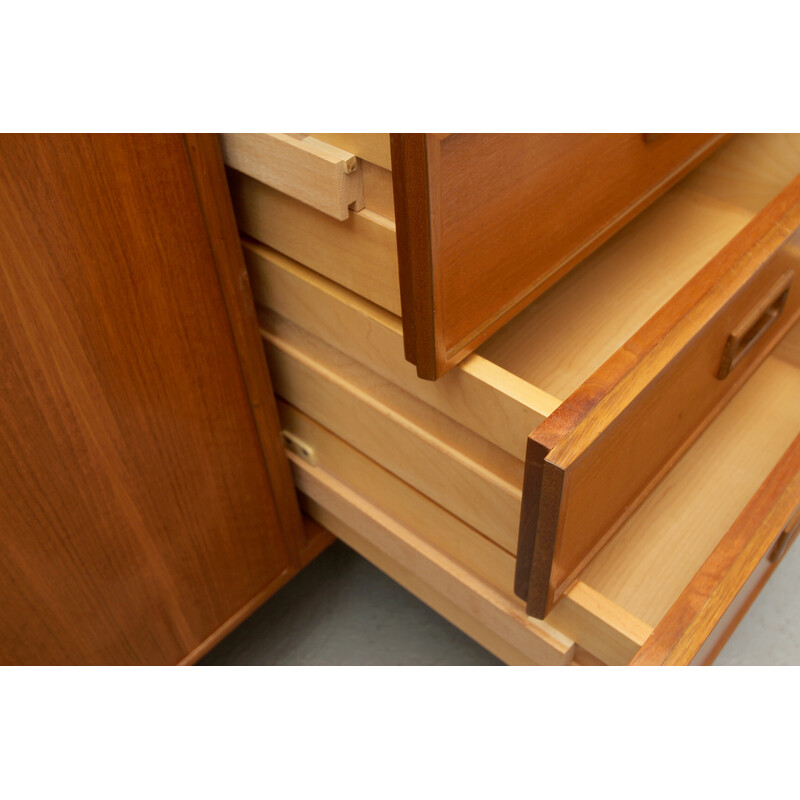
769 505 800 564
718 271 794 380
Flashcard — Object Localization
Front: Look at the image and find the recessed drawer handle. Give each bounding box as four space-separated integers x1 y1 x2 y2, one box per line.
769 505 800 564
717 271 794 380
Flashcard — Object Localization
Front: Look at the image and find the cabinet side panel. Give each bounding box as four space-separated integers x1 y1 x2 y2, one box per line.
0 134 294 665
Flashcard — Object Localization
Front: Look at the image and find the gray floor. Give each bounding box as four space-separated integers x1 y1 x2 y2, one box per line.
714 532 800 665
199 538 800 666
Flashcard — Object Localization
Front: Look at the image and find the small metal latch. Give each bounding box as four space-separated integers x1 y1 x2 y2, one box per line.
281 430 317 465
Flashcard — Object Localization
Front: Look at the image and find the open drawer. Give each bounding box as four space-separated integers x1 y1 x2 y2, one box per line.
590 331 800 665
222 132 728 379
391 133 729 379
244 133 800 619
283 330 800 664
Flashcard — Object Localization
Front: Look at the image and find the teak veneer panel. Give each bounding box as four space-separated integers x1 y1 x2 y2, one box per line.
480 134 800 397
392 133 729 379
0 134 304 665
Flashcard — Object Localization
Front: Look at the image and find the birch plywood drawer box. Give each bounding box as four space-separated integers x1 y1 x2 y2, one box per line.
222 132 800 664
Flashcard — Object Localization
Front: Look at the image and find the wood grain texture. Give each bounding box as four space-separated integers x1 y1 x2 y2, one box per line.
266 314 524 492
0 134 299 665
547 582 653 666
219 133 365 220
391 133 441 371
361 160 395 219
280 399 650 664
678 133 800 215
180 516 333 665
290 454 575 666
262 313 523 552
279 401 517 595
244 239 558 459
226 168 401 314
188 134 306 565
479 187 754 400
311 133 392 171
583 355 800 626
630 433 800 666
518 175 800 617
301 501 540 666
392 133 730 379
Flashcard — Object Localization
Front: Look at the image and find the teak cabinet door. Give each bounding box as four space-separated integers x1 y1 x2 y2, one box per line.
0 134 306 665
391 133 729 380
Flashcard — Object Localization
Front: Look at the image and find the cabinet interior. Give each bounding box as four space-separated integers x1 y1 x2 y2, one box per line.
478 133 800 402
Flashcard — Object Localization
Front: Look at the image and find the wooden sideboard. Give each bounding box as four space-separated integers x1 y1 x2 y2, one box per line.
4 132 799 665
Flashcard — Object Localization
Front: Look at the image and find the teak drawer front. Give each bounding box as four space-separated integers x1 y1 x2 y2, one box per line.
517 176 800 618
393 133 730 379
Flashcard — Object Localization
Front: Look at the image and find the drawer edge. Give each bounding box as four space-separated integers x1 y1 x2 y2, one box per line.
630 433 800 665
290 452 576 666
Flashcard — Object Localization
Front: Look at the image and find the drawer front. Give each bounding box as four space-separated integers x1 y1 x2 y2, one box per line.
393 133 730 379
516 177 800 618
631 436 800 666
